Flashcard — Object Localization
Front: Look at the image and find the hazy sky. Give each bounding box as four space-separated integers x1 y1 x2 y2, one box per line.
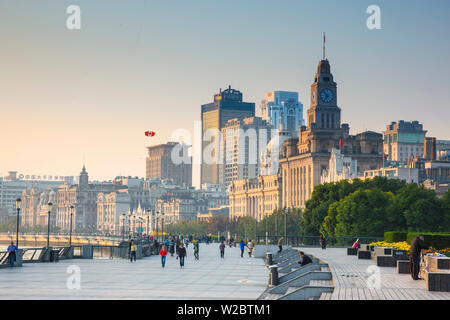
1 0 449 185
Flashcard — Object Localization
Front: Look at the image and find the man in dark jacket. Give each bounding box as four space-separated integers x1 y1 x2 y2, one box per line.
409 235 428 280
178 243 186 268
297 251 313 267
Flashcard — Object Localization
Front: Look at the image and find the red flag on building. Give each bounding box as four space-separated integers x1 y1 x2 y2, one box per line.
339 138 343 149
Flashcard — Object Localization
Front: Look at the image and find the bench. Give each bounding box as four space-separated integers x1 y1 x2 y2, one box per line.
347 248 358 255
397 260 410 274
422 256 450 292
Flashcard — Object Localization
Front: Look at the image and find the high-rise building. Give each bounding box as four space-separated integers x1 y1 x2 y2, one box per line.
260 91 304 138
219 116 272 187
424 137 437 161
201 86 255 185
382 120 427 164
145 142 192 186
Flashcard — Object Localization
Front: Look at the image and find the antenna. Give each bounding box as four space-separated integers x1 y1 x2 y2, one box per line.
323 32 326 60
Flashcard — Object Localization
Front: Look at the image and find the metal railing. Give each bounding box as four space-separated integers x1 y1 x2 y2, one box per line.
0 251 10 265
255 235 383 247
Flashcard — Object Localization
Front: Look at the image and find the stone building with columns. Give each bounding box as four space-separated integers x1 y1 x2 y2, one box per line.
228 173 282 221
280 58 382 209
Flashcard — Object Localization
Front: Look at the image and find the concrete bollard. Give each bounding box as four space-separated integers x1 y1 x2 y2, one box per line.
269 265 279 287
265 252 273 266
15 249 23 267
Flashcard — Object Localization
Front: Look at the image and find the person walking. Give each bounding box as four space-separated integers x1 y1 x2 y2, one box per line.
175 237 181 259
219 240 225 259
247 240 254 257
160 245 168 268
319 233 327 250
193 240 199 260
129 239 137 262
178 243 186 268
169 238 175 257
410 234 429 280
278 237 284 253
7 242 17 268
239 240 246 258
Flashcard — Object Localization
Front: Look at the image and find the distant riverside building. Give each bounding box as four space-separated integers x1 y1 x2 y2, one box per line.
201 86 255 185
228 174 282 221
436 140 450 160
146 142 192 187
364 167 419 184
280 58 382 209
219 116 272 188
383 120 426 164
96 192 131 234
423 180 450 198
423 137 437 161
260 91 304 138
320 148 358 184
1 171 68 219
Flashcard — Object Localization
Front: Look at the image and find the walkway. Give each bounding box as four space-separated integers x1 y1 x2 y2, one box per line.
301 247 450 300
0 243 268 300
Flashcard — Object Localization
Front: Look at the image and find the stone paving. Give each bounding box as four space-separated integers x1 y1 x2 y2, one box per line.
0 243 268 300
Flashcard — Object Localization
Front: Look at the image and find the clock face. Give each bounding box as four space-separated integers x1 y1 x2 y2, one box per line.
320 88 334 103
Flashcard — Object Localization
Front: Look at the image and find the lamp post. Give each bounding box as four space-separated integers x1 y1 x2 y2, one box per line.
47 202 53 247
161 212 165 242
255 215 258 243
15 198 21 248
146 209 151 237
284 207 288 246
156 212 159 242
69 205 74 246
120 214 126 241
128 213 132 239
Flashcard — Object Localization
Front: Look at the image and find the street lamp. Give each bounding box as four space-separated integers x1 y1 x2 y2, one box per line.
128 213 132 239
284 207 288 246
156 212 159 242
15 198 21 248
69 205 74 246
47 202 53 247
161 212 165 242
120 214 126 241
146 209 151 237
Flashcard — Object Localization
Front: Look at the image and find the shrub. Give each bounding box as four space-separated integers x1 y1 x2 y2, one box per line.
406 232 450 250
384 231 408 242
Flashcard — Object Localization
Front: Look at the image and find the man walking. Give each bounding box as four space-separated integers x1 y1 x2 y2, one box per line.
239 240 245 258
193 240 199 260
410 234 428 280
219 240 225 259
129 239 137 262
160 245 168 268
278 237 284 253
247 240 254 258
7 242 17 268
178 243 186 268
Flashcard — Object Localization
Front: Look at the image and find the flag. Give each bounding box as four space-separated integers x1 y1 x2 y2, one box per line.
339 138 343 149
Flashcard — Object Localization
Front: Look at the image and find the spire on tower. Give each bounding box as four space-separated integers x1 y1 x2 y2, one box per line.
323 32 326 60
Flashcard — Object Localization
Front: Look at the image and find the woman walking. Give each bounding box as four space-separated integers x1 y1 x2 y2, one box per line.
178 243 187 268
247 239 254 257
193 240 199 260
219 240 225 259
169 238 175 257
160 245 168 268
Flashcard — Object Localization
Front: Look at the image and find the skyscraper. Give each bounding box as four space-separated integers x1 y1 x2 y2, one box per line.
201 86 255 185
260 91 304 138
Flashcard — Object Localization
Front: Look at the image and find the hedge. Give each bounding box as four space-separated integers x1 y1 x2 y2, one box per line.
384 231 408 242
406 232 450 250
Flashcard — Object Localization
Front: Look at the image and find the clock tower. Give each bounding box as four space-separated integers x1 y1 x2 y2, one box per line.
307 59 341 130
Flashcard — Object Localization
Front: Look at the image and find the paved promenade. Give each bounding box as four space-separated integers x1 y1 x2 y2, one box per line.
0 243 268 300
302 247 450 300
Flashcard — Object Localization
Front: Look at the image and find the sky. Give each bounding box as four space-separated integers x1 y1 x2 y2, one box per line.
0 0 449 186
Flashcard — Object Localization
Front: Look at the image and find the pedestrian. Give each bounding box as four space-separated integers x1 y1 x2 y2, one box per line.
239 240 246 258
169 238 175 257
129 239 137 262
247 240 254 257
409 234 428 280
160 245 168 268
175 238 181 259
278 237 284 253
193 240 199 260
178 243 186 268
7 241 17 268
165 238 170 247
352 238 360 249
297 251 312 266
219 240 225 259
319 233 327 250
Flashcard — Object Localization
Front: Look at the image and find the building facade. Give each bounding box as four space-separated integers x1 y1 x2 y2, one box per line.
280 58 383 209
146 142 192 186
383 120 426 164
260 91 304 138
320 148 358 184
364 167 419 184
219 116 272 188
201 86 255 185
228 174 282 221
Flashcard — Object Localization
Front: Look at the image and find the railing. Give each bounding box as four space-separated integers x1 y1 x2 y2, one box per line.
255 235 383 247
22 247 48 263
92 245 129 259
0 251 9 265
